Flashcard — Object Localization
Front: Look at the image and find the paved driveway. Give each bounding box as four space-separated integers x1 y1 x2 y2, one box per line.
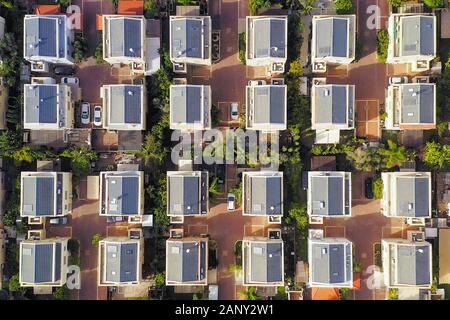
312 172 423 300
70 179 107 300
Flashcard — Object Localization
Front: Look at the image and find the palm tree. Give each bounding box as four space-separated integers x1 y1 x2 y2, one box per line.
239 287 263 300
379 139 406 169
209 177 222 198
299 0 319 15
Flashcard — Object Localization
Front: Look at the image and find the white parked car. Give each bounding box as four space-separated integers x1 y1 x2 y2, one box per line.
93 105 102 127
61 77 79 85
49 217 68 225
230 103 239 120
248 80 266 86
227 193 236 211
81 102 90 125
388 76 408 85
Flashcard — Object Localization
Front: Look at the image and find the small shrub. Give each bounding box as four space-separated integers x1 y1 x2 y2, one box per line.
238 33 246 64
53 285 70 300
339 288 349 300
423 0 443 8
376 29 389 63
388 288 398 300
388 0 406 7
91 233 103 247
94 41 105 64
373 175 383 200
288 59 303 77
335 0 354 14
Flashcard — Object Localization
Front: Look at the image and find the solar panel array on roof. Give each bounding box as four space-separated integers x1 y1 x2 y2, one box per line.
401 16 435 57
105 242 138 283
315 17 349 58
252 86 286 125
397 244 431 285
310 175 345 216
167 241 206 283
396 176 430 217
311 241 352 285
25 85 58 124
170 86 204 125
314 85 353 125
109 85 142 125
253 18 286 59
401 84 435 124
249 242 283 283
168 175 200 215
171 18 203 59
21 243 57 284
250 175 282 215
106 174 140 215
110 17 142 58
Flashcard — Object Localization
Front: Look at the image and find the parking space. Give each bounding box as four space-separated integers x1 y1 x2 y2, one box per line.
356 100 380 141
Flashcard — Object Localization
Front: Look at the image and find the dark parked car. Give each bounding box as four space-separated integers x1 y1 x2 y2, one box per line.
54 66 76 76
365 177 374 199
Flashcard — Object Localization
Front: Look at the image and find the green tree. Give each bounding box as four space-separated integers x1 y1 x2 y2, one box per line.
388 0 406 6
372 175 383 199
299 0 318 15
72 33 88 63
137 132 168 166
379 140 406 169
424 0 444 7
229 182 242 206
238 33 246 64
423 141 450 169
53 285 70 300
154 272 165 288
376 29 389 63
284 203 308 229
8 274 21 292
209 177 221 197
335 0 354 14
91 233 103 247
388 288 398 300
228 263 243 272
249 0 271 15
239 287 262 300
288 59 303 77
60 145 98 176
346 147 381 171
94 41 105 64
0 130 22 158
144 0 160 18
0 0 13 8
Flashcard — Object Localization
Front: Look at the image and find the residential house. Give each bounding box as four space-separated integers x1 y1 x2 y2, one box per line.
167 171 209 223
169 16 211 66
98 238 141 286
386 14 436 72
311 84 355 144
246 84 287 131
19 238 69 287
165 238 208 286
242 237 284 286
23 15 74 67
246 16 288 74
381 172 431 223
382 239 432 288
169 85 211 131
307 172 352 218
308 237 353 288
20 172 72 222
242 171 283 223
311 15 356 73
100 84 146 130
102 15 160 75
99 171 144 220
385 83 436 130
